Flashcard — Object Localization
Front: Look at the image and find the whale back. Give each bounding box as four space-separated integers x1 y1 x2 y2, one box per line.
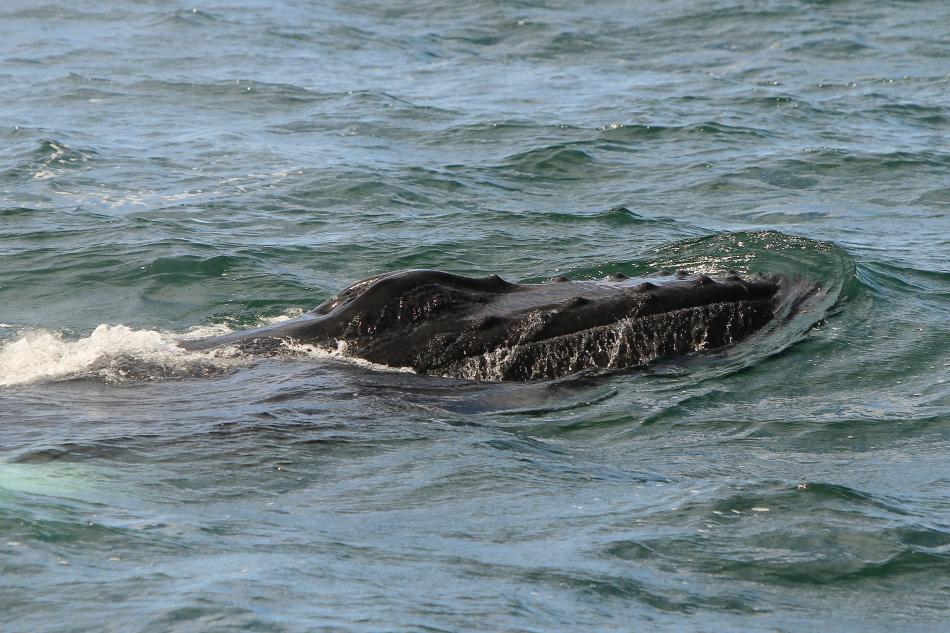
184 269 788 381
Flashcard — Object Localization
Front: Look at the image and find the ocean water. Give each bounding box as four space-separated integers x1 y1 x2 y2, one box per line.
1 0 948 631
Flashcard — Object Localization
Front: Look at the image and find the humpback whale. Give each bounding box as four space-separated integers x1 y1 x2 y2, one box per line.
182 269 806 381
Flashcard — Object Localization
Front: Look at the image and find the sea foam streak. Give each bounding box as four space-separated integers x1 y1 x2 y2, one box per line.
0 319 411 387
0 324 253 387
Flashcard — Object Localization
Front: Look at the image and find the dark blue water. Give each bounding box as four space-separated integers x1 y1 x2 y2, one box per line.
1 1 948 631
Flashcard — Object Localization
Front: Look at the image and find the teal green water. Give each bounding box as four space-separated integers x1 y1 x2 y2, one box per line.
1 1 949 631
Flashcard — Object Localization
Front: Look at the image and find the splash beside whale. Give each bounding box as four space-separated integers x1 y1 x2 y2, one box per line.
181 269 817 381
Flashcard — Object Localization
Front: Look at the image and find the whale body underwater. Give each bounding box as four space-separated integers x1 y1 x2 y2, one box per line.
182 269 818 381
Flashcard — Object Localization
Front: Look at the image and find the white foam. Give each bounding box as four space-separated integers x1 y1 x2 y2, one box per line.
0 324 244 387
254 309 304 327
280 339 415 374
0 316 415 387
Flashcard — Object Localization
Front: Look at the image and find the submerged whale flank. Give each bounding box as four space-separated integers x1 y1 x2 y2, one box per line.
183 269 803 381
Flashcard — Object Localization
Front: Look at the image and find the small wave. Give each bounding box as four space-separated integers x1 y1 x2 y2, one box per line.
0 138 96 182
787 37 873 57
733 209 831 224
598 121 771 141
148 8 221 27
331 179 434 207
514 206 653 227
422 121 586 151
499 144 597 180
139 254 240 279
599 479 950 587
703 149 950 194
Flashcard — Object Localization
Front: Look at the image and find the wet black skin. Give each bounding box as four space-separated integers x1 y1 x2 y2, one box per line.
182 269 789 381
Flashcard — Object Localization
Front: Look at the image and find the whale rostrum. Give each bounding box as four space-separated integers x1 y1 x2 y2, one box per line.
182 269 795 381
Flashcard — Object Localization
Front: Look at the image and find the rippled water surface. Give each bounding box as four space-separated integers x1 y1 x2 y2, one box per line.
1 1 948 631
